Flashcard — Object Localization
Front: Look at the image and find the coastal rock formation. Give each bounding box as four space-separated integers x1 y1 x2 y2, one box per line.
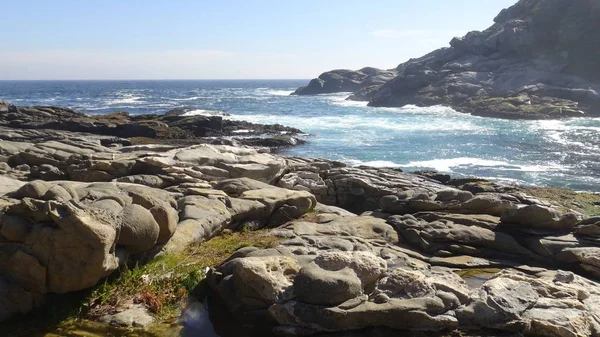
294 0 600 119
0 180 177 320
209 211 600 337
0 100 305 149
1 117 600 335
292 68 396 96
0 141 320 321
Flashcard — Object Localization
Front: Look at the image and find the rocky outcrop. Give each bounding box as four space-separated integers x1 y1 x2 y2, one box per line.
294 0 600 119
0 180 177 320
292 68 397 96
0 101 305 149
2 134 600 335
209 211 600 337
0 141 321 321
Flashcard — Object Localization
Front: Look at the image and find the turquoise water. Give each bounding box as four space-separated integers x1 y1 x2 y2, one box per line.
2 80 600 191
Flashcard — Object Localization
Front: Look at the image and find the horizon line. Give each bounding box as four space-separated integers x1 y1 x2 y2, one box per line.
0 78 311 82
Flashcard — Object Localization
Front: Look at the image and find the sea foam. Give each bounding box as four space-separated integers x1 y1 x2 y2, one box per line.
182 109 229 117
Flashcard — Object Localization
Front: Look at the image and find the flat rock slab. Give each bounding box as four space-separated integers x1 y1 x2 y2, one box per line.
0 177 25 196
100 305 155 328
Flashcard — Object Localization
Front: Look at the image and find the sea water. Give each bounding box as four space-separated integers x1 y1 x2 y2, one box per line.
2 79 600 191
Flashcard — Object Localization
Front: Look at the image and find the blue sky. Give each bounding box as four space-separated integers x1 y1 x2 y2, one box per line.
1 0 516 80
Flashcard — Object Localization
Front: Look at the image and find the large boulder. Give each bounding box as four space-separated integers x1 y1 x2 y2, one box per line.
118 204 160 254
0 181 180 321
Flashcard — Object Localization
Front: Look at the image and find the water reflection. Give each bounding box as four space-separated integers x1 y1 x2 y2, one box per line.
455 268 502 288
179 301 219 337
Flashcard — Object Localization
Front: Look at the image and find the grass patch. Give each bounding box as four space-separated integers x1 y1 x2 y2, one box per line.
4 230 280 337
83 229 280 320
521 187 600 217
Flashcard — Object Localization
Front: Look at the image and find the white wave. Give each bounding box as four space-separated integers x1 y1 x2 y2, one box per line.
348 160 403 168
227 113 484 133
262 89 293 96
171 96 205 101
395 104 462 115
182 109 229 117
546 131 590 149
147 103 177 108
332 99 369 108
531 119 569 131
537 119 600 151
532 119 600 133
217 95 270 100
105 96 144 105
321 92 354 98
399 158 562 173
38 98 57 102
400 158 503 172
232 129 252 133
319 95 464 115
346 157 566 173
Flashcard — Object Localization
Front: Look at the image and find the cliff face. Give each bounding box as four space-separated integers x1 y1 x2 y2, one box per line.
293 0 600 119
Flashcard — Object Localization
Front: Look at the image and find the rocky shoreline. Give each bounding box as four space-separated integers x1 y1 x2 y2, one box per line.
0 100 306 151
0 100 600 337
292 0 600 120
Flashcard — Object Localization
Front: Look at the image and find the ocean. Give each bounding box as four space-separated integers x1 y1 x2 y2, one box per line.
2 79 600 191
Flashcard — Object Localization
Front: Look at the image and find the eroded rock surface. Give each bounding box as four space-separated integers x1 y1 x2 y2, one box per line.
1 135 600 337
0 141 321 321
210 211 600 337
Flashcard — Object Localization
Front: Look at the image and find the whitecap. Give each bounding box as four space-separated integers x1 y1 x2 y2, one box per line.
227 113 487 134
345 157 567 173
171 96 206 101
105 96 144 105
182 109 229 117
349 160 403 168
397 157 562 173
386 104 462 116
331 99 369 108
260 89 293 96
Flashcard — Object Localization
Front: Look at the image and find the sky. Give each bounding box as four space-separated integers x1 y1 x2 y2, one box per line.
0 0 517 80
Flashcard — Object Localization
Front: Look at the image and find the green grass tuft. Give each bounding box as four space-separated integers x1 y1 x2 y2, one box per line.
3 230 280 337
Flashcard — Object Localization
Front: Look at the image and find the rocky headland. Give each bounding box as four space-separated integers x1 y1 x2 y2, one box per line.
292 0 600 119
1 98 600 337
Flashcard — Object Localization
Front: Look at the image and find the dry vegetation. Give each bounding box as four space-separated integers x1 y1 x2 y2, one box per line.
521 187 600 216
